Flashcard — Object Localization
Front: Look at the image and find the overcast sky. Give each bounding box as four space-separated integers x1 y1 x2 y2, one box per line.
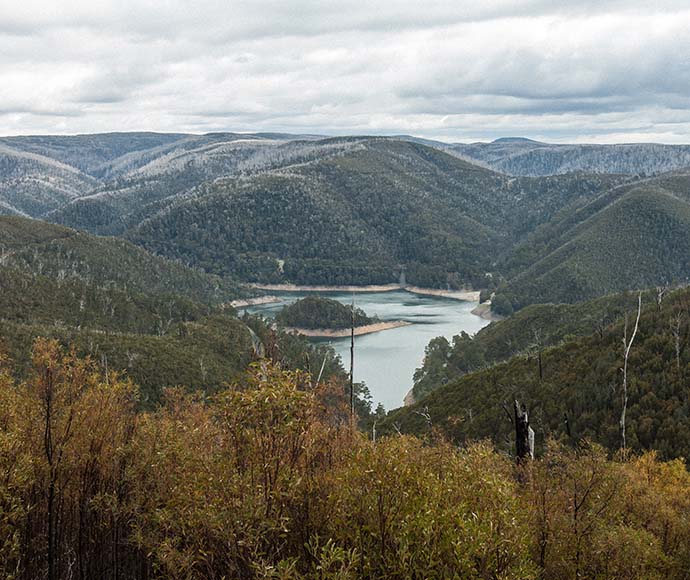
1 0 689 143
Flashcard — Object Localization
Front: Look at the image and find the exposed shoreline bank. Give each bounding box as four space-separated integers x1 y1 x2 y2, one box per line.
229 295 282 308
470 302 503 321
249 283 480 302
404 285 481 302
283 320 412 338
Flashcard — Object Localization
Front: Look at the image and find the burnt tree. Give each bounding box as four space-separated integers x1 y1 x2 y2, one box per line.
514 399 534 461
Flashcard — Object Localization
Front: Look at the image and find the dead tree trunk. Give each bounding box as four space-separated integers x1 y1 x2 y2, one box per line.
656 285 668 310
514 399 534 461
620 291 642 451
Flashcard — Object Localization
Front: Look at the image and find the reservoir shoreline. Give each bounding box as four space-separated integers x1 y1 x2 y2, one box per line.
283 320 412 338
470 302 502 321
245 289 490 410
248 283 480 302
229 295 283 308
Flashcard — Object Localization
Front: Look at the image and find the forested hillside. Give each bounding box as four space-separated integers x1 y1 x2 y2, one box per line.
389 287 690 460
0 216 246 304
0 217 357 407
492 174 690 314
127 139 622 287
50 136 352 235
412 290 646 400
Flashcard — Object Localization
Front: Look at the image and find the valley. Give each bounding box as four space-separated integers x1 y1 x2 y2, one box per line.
3 131 690 579
7 2 690 576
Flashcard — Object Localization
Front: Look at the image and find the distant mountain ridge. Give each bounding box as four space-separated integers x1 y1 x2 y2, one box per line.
445 138 690 176
0 132 329 217
2 132 690 310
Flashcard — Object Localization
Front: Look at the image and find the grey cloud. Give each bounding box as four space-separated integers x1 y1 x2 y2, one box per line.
0 1 689 142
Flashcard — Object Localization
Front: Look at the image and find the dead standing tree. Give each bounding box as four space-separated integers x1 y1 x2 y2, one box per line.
670 312 683 373
656 285 668 310
514 399 534 462
620 291 642 451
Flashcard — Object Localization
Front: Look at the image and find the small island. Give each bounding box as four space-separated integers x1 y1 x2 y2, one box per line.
276 295 411 337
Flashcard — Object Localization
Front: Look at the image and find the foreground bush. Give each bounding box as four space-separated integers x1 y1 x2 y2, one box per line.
2 341 690 578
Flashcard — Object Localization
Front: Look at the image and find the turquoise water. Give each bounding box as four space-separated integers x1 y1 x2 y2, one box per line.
246 290 490 411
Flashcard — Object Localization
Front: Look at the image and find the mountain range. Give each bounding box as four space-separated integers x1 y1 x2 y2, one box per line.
445 137 690 176
1 132 690 312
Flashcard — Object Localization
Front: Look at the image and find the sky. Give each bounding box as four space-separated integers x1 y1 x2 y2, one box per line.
1 0 690 143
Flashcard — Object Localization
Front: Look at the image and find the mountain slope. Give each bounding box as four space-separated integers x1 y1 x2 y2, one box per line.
0 217 352 406
0 132 328 223
492 175 690 313
412 290 645 400
126 139 622 287
50 137 365 235
386 287 690 460
0 266 346 406
0 216 246 304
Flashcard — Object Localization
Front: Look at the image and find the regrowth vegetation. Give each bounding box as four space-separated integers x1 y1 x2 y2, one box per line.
3 342 690 579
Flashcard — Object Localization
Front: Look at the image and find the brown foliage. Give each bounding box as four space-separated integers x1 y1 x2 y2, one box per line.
2 342 690 578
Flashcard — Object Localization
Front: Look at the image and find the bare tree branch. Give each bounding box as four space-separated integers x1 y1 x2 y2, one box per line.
620 291 642 451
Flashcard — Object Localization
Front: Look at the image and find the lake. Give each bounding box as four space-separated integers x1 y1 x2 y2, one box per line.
246 290 490 411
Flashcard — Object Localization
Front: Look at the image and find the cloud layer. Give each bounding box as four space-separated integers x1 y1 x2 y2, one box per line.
1 0 689 143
